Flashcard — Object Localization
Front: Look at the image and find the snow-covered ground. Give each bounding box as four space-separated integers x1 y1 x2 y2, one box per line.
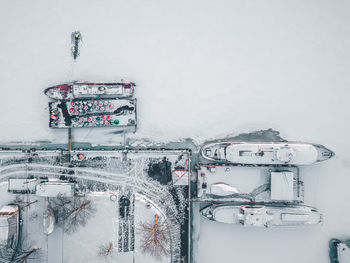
0 150 189 262
0 186 172 263
1 1 350 263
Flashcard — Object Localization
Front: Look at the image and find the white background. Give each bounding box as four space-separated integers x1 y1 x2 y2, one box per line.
1 1 350 262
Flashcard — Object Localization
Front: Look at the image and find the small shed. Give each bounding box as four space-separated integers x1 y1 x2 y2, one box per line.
8 178 37 193
36 182 75 197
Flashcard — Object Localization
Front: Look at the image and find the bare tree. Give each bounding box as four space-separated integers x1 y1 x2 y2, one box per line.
0 243 42 263
97 242 114 258
13 195 38 209
0 245 13 263
11 246 41 263
138 214 172 260
50 194 71 210
51 195 96 234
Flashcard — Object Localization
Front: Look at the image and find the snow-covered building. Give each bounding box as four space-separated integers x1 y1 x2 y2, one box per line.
8 178 37 194
36 181 76 197
0 205 19 249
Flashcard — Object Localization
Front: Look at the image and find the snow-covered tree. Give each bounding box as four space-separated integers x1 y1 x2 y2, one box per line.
13 195 38 209
0 243 41 263
138 214 172 260
97 242 114 258
10 246 41 263
51 195 96 234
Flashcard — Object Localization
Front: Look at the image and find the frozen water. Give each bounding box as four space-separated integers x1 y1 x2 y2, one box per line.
1 0 349 150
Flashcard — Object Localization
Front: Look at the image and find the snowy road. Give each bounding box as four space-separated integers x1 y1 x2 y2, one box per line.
48 226 63 263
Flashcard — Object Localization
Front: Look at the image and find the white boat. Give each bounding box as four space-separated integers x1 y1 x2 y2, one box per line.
201 203 323 227
43 208 55 235
44 82 135 100
201 142 334 165
329 239 350 263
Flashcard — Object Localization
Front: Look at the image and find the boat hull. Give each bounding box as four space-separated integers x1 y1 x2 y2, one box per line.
201 203 323 227
44 82 135 100
201 142 334 165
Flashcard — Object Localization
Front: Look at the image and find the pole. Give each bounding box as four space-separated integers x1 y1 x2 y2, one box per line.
68 127 72 162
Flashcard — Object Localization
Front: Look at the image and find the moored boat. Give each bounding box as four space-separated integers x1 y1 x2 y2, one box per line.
329 239 350 263
44 82 135 100
49 98 136 128
43 208 55 235
201 203 323 227
201 142 334 165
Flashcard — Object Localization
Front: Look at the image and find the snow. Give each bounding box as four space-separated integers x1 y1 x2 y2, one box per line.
60 193 171 263
0 150 189 262
134 194 170 263
281 214 309 222
225 143 319 165
202 204 322 227
35 182 75 197
61 194 119 263
338 243 350 263
270 172 294 201
0 205 18 246
197 165 267 199
0 183 49 260
8 178 37 193
1 0 350 262
197 165 302 203
212 206 239 225
48 226 63 263
210 183 240 196
0 0 348 148
0 218 9 244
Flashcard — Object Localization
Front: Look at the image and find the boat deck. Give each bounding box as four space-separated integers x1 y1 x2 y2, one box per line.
196 164 302 203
